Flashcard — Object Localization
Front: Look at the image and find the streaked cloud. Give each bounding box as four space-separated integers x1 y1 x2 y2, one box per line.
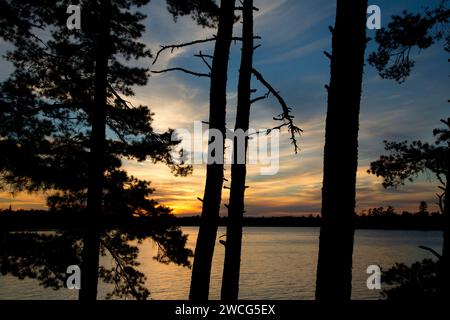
0 0 447 216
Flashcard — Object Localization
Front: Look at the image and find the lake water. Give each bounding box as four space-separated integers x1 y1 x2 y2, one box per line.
0 227 442 300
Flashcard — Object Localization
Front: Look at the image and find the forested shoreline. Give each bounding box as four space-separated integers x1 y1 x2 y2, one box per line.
1 208 444 230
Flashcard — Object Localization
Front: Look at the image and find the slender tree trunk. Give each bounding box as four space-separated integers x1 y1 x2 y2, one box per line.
190 0 236 301
79 0 111 301
221 0 253 301
315 0 367 302
441 117 450 300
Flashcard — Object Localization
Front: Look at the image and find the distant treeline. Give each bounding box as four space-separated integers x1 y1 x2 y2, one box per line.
0 209 178 232
174 203 444 230
0 205 443 231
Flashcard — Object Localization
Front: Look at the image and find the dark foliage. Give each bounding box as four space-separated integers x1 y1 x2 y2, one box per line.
368 124 448 189
0 226 192 299
381 259 440 300
0 0 219 299
368 1 450 83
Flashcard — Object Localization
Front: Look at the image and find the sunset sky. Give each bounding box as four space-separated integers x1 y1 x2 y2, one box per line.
0 0 448 216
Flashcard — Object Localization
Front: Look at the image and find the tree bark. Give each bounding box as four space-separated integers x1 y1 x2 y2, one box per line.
189 0 236 301
79 0 111 301
221 0 253 301
315 0 368 302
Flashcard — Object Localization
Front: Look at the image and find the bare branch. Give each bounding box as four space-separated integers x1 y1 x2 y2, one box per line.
418 245 442 259
235 6 259 11
152 37 218 65
436 191 445 214
436 172 446 187
195 51 213 59
152 36 261 65
194 51 212 71
152 68 211 78
250 91 270 104
252 68 303 153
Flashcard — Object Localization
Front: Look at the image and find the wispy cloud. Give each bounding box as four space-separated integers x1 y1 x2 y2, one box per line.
256 38 329 65
0 0 447 216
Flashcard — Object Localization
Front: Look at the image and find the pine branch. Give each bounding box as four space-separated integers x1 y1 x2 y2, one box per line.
100 238 142 300
108 83 133 109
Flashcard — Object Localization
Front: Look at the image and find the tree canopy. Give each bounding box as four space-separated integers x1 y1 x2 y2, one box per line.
368 121 449 189
368 1 449 83
0 0 219 299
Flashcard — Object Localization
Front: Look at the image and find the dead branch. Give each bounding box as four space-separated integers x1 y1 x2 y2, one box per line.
152 37 218 65
195 51 213 59
436 192 445 214
194 51 212 71
151 68 211 78
250 90 270 104
436 172 446 187
152 36 262 65
235 6 259 11
251 68 303 153
418 245 442 259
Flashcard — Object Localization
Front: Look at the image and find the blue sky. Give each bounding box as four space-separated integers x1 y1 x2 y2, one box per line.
0 0 448 215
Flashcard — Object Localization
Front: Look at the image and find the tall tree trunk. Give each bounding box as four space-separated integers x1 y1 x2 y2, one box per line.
189 0 236 301
79 0 111 301
441 117 450 300
221 0 253 301
315 0 367 302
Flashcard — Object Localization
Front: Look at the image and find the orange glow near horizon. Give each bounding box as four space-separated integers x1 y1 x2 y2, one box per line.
0 158 441 216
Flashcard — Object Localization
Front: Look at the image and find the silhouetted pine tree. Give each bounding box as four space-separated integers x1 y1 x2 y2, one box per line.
368 1 449 299
369 120 450 299
219 0 302 300
0 0 218 300
220 0 253 301
189 0 236 301
150 0 301 300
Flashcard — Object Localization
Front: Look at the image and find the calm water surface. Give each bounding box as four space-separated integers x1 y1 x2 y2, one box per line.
0 227 442 300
